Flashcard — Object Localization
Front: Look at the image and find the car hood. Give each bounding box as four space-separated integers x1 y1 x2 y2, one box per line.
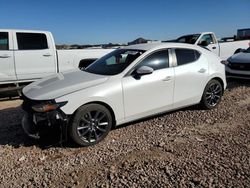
23 70 109 100
228 52 250 63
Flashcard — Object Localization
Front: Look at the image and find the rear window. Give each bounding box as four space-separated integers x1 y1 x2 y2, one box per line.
17 33 48 50
0 32 9 50
175 48 201 66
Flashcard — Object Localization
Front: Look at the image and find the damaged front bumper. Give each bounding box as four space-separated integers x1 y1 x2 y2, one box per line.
21 96 69 139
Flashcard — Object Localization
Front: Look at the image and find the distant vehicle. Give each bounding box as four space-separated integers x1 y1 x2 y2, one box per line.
0 29 114 95
237 28 250 40
169 32 250 60
226 47 250 79
22 43 226 146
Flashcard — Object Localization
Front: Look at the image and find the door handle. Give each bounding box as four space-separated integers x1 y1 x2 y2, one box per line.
212 47 216 49
43 53 52 57
162 76 171 81
198 68 206 73
0 54 11 58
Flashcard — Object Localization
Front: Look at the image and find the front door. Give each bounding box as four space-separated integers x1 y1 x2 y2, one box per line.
198 34 219 55
122 49 174 120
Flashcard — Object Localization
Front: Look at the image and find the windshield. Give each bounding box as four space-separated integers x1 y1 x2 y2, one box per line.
176 34 201 44
85 49 145 75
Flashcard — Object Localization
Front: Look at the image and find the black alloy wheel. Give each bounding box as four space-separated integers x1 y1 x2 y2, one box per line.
70 104 112 146
201 79 223 109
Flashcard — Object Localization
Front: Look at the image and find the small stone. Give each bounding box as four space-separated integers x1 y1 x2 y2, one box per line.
42 182 47 187
158 142 165 147
18 156 26 162
40 155 47 161
110 165 116 172
196 137 204 142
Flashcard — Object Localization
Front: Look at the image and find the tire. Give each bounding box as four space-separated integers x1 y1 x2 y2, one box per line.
200 79 223 110
69 104 113 146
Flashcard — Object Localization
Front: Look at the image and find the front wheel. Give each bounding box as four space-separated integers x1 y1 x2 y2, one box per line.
69 104 113 146
200 79 223 109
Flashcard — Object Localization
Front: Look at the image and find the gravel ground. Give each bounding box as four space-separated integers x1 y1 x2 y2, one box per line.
0 79 249 187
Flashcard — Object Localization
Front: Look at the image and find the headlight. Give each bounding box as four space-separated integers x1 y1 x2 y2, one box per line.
31 101 68 113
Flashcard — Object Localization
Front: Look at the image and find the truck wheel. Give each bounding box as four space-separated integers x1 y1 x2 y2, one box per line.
69 104 112 146
200 79 223 109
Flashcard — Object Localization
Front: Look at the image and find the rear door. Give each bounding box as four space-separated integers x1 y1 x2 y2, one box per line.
173 48 209 108
0 31 16 82
13 32 56 80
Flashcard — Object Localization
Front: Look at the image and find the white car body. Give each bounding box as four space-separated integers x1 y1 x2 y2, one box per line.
226 48 250 79
0 29 113 90
175 32 250 60
23 43 226 126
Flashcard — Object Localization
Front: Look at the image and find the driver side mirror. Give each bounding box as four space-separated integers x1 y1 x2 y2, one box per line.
136 66 154 76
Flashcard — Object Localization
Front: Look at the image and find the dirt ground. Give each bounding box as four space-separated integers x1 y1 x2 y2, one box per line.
0 79 249 187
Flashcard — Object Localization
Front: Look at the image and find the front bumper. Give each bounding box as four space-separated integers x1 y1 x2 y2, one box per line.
225 66 250 79
226 72 250 79
22 113 40 139
21 96 68 139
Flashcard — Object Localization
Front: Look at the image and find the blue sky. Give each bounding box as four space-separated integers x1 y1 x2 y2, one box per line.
1 0 250 44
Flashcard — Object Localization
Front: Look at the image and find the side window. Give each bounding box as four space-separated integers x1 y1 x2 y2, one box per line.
199 34 214 45
137 50 169 71
17 33 48 50
0 32 9 50
175 48 201 66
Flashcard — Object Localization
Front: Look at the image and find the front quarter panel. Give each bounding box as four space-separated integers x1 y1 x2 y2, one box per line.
55 77 124 123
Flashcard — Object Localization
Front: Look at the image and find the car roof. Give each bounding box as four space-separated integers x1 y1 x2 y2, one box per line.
123 42 202 51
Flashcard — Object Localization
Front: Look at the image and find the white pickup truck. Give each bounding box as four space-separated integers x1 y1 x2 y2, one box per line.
173 32 250 60
0 29 114 94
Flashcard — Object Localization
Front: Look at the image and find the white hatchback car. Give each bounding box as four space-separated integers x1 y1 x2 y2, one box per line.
22 43 226 146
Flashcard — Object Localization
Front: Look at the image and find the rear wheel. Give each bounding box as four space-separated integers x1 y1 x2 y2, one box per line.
200 79 223 109
69 104 112 146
